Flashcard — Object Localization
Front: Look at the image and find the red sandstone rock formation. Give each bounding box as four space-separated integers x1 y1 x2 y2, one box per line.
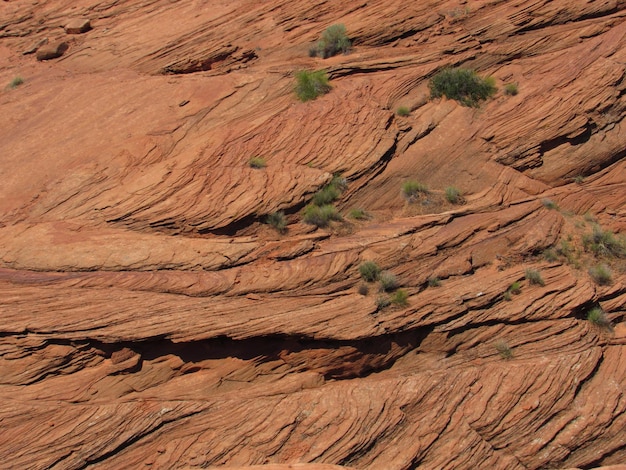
1 0 625 468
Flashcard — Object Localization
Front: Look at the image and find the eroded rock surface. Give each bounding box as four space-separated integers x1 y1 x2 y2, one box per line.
1 0 625 469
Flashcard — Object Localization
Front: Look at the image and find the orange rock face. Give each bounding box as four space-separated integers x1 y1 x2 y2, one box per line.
1 0 625 469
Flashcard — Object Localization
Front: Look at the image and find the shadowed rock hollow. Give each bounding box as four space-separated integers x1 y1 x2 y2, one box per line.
1 0 626 469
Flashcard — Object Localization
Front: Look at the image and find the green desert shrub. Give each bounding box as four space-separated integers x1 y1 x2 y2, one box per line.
504 83 518 96
584 212 596 223
312 184 340 206
428 276 441 287
390 289 409 306
302 204 341 227
359 261 381 282
295 70 331 102
376 296 391 310
588 264 612 285
266 211 287 233
379 271 399 292
445 186 462 204
429 67 497 107
582 225 626 258
349 208 370 220
508 281 521 295
396 106 410 117
587 307 611 330
402 180 428 200
312 24 351 58
248 156 267 169
543 248 559 262
8 76 24 89
525 268 545 286
541 198 558 210
494 340 513 360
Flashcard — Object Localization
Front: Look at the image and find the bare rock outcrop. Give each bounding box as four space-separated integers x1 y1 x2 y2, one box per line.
0 0 625 469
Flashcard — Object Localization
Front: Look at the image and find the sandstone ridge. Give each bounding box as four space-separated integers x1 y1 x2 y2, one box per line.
1 0 625 469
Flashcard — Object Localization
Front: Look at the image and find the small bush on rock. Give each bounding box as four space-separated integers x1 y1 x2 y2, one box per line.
583 225 625 258
295 70 331 102
312 184 341 206
508 281 521 295
402 180 428 201
376 296 391 310
428 277 441 287
266 211 287 233
379 271 399 292
390 289 409 306
587 307 612 330
302 204 341 227
312 24 351 58
8 76 24 89
589 264 612 285
543 248 559 262
494 340 513 360
525 269 545 286
359 261 381 282
349 208 370 220
396 106 410 117
504 83 518 96
248 156 267 169
445 186 462 204
429 67 497 107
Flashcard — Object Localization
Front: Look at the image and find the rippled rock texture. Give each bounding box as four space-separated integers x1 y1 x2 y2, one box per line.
1 0 626 468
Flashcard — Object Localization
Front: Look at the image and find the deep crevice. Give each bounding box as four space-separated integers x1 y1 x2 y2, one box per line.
32 326 434 382
538 121 594 156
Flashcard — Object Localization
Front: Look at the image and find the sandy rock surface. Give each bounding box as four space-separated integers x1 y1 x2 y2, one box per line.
1 0 625 469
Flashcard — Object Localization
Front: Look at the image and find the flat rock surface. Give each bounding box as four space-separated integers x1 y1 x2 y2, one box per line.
1 0 625 469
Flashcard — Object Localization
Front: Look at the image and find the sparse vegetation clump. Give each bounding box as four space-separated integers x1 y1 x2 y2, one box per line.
582 225 625 258
587 307 612 330
311 175 346 206
266 211 287 233
303 174 347 228
589 264 612 285
504 83 518 96
248 156 267 169
402 180 428 201
525 268 545 286
376 296 391 310
429 67 497 107
494 340 513 360
543 248 559 262
390 289 409 306
359 261 381 282
541 198 558 210
379 271 399 292
312 184 341 206
508 281 521 295
295 70 331 102
396 106 410 117
311 24 351 58
557 239 579 267
349 208 370 220
8 76 24 89
428 277 441 287
358 283 369 296
445 186 462 204
302 204 341 227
